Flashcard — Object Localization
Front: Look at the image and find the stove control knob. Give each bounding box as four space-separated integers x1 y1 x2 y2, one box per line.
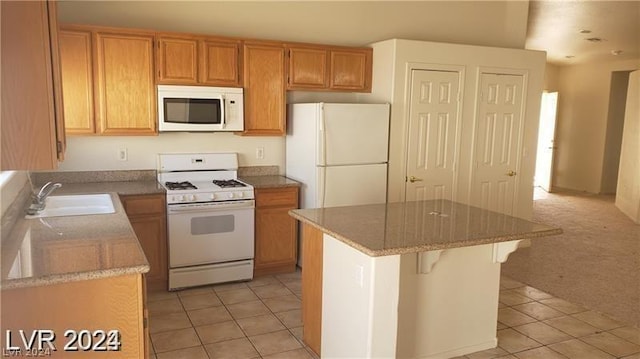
238 192 244 198
176 195 185 202
228 192 234 199
189 194 197 201
210 193 216 200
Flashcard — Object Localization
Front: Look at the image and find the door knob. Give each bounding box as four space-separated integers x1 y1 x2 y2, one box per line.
506 170 517 177
408 176 423 183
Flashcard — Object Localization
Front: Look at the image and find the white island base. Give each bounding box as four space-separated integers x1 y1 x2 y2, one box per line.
322 234 522 359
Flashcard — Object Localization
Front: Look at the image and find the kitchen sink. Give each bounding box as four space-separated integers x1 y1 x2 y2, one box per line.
25 194 115 219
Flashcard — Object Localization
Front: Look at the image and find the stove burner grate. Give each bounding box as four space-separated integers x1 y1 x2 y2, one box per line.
165 181 198 190
212 179 247 188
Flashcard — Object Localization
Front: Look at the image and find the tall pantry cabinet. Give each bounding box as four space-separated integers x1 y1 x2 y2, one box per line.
1 0 66 169
365 39 546 220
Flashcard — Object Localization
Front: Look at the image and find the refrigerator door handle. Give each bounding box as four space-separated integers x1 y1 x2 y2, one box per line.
318 166 326 208
318 105 326 166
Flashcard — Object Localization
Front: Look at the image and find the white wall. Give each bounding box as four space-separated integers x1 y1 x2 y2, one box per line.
616 71 640 223
544 63 560 91
58 133 286 172
553 58 640 193
601 71 632 194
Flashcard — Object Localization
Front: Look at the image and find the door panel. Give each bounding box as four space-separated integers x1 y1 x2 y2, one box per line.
321 103 390 166
319 164 387 207
471 73 525 215
405 70 461 202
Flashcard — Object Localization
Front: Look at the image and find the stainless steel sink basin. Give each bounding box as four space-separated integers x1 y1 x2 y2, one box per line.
25 194 115 219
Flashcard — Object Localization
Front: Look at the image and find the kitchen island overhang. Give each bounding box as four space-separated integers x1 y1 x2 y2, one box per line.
290 200 562 359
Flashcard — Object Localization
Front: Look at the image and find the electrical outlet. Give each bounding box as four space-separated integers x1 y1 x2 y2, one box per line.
256 147 264 159
118 148 128 161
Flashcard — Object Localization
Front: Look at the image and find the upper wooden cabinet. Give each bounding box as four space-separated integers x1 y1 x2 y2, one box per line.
200 39 242 86
288 47 328 89
157 37 199 84
330 48 372 92
1 0 65 169
242 42 287 136
60 25 157 135
287 45 372 92
59 29 95 134
156 35 242 87
95 31 156 134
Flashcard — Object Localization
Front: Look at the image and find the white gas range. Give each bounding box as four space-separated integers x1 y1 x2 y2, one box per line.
157 153 255 290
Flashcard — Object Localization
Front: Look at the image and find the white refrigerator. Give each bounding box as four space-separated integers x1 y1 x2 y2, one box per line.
286 103 390 266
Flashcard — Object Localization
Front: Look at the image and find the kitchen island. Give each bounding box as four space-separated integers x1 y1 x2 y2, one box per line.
290 200 562 359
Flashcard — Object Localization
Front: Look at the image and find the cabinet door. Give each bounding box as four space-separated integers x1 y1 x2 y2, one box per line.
287 46 328 89
95 32 157 134
254 187 299 276
242 42 286 136
157 36 199 84
121 194 167 285
255 207 297 272
329 48 372 92
129 215 167 283
59 29 96 134
47 1 66 160
1 1 61 169
200 39 241 86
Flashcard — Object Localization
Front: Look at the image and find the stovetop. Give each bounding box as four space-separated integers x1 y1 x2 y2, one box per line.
157 153 254 204
158 174 254 204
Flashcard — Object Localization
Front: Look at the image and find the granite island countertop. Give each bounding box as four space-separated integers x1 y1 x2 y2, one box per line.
290 200 562 257
0 180 163 290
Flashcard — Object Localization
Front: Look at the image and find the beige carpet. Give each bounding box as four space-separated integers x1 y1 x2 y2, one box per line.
502 188 640 328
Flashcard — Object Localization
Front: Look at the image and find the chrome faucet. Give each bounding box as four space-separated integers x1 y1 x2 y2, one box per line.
26 182 62 215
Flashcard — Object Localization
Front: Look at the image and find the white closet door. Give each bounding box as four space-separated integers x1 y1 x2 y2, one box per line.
470 73 525 215
405 69 461 202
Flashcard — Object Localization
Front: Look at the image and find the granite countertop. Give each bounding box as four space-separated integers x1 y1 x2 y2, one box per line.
240 175 301 189
1 181 163 290
290 200 562 257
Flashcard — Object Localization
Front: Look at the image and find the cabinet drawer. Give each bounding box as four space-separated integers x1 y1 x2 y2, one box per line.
121 194 165 216
256 188 298 208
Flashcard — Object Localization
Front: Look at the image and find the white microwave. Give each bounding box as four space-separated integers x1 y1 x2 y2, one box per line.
157 85 244 132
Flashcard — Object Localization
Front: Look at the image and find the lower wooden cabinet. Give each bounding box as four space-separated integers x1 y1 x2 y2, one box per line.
1 274 146 358
120 194 167 288
254 187 299 276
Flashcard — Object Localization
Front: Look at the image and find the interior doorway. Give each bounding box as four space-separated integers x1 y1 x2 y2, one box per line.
534 91 558 192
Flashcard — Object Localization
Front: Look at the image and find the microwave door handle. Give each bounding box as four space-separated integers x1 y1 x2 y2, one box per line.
220 95 226 129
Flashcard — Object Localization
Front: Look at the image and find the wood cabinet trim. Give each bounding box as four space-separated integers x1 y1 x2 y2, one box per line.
301 223 323 355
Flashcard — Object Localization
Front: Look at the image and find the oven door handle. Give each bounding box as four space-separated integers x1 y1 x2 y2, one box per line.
168 201 255 214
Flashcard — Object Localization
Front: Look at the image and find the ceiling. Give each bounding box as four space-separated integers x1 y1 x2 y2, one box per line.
57 1 639 67
526 0 640 66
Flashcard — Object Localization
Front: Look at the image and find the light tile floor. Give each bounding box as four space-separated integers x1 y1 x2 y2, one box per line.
148 271 640 359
